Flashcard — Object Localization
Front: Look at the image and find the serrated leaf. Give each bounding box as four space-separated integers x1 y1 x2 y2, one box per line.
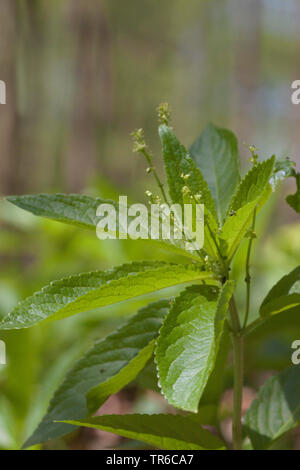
6 193 105 230
158 125 220 260
134 359 160 392
220 157 275 261
0 261 214 330
244 365 300 449
220 194 265 262
23 300 169 448
199 324 231 408
60 414 225 450
227 157 275 214
269 157 296 191
6 193 202 262
202 207 221 260
155 281 234 412
259 266 300 317
158 124 217 218
286 173 300 213
190 123 240 222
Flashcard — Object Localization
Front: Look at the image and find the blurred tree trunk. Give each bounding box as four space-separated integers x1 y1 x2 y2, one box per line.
64 0 114 191
17 0 45 193
232 0 262 146
0 0 19 195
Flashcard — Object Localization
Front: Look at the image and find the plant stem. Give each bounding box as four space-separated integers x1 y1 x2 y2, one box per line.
232 332 244 450
229 295 241 332
205 220 228 275
243 208 257 329
229 207 258 450
229 296 243 450
152 169 169 204
142 150 169 204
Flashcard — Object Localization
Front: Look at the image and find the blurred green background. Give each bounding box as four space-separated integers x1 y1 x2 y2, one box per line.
0 0 299 449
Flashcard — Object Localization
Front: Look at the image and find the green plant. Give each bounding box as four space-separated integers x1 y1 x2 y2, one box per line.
1 104 300 450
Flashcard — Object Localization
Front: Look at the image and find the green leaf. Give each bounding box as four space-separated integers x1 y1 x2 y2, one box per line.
189 123 240 222
187 405 219 426
0 261 214 330
259 266 300 317
23 300 169 448
244 365 300 449
158 124 221 260
158 124 217 218
60 414 225 450
286 173 300 213
134 359 160 393
269 157 296 191
155 281 234 412
227 157 275 214
202 207 221 260
6 193 203 262
220 157 275 261
199 324 231 408
6 193 105 230
24 341 87 443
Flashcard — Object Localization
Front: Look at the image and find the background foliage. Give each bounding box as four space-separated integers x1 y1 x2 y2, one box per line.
0 0 299 449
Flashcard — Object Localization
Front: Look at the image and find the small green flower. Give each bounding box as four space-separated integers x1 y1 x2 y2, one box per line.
157 102 171 125
131 128 146 153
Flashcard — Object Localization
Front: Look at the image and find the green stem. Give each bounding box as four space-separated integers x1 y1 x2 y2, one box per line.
206 219 228 275
142 150 169 204
243 208 257 329
152 170 168 204
229 295 241 332
229 296 243 450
